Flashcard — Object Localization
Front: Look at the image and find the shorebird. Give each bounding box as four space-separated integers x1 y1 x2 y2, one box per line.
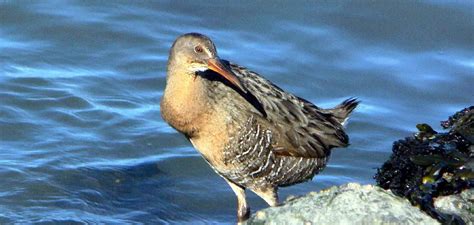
160 33 358 222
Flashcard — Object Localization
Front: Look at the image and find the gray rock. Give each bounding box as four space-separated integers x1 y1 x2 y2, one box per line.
248 183 473 225
435 188 474 224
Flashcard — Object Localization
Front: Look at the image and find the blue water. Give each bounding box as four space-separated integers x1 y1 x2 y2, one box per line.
0 1 473 224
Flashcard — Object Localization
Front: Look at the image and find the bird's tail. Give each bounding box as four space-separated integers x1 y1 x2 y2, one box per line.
329 98 360 126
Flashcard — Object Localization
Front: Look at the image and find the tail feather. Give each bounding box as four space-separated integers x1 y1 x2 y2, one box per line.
329 98 360 126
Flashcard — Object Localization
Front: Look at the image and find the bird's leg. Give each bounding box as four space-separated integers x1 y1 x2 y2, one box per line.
251 186 279 207
225 179 250 222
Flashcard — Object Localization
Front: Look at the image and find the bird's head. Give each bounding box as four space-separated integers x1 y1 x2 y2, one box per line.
168 33 245 92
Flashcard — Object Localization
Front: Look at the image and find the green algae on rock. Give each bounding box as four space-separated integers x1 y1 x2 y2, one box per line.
375 106 474 224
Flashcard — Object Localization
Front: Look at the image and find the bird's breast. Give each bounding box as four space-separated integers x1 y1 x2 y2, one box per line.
187 108 240 169
161 71 271 170
160 72 212 137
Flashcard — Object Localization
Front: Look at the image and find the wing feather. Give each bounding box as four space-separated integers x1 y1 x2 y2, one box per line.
228 61 349 158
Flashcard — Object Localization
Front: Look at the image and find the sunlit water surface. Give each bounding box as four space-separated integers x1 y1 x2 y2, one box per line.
0 1 473 224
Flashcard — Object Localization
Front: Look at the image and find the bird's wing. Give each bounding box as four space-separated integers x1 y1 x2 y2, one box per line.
229 62 349 158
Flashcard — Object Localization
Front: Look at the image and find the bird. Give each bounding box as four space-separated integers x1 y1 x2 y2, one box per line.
160 33 359 222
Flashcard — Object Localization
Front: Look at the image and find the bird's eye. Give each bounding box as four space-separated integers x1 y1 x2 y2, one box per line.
194 45 204 53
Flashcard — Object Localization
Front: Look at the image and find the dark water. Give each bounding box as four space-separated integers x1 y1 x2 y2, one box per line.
0 1 473 224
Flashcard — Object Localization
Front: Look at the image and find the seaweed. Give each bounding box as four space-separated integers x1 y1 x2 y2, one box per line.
375 106 473 225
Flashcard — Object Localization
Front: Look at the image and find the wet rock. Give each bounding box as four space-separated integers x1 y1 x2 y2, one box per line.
248 183 438 225
442 106 474 143
248 184 472 225
435 189 474 224
375 106 473 224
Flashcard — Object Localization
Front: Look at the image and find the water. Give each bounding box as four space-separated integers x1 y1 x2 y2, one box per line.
0 1 473 224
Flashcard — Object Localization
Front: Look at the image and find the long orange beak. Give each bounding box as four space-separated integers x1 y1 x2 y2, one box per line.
207 58 246 93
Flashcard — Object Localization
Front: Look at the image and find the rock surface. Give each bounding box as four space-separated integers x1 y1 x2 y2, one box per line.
435 189 474 224
247 183 473 225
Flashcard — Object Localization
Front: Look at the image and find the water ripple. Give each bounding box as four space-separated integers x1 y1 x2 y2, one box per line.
0 1 472 224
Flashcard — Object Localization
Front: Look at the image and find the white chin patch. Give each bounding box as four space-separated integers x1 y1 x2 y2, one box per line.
194 66 208 72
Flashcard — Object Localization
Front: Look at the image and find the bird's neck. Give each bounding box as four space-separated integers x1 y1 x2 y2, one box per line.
160 66 210 137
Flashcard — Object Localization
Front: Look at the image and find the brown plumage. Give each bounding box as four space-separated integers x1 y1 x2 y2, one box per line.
160 33 359 222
